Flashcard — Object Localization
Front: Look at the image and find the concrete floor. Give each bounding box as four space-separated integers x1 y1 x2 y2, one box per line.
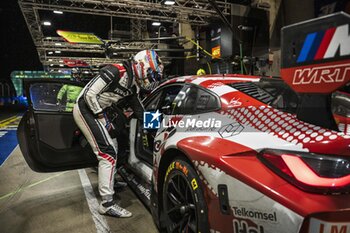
0 146 159 233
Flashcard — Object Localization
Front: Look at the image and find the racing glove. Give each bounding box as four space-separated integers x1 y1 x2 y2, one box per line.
97 112 116 137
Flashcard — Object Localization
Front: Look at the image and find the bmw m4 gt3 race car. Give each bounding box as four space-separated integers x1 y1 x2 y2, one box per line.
18 12 349 233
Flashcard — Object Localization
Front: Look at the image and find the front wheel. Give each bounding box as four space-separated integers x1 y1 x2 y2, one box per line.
162 158 209 233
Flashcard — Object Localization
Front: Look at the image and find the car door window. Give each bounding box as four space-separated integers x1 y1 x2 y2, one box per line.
173 85 220 114
30 82 83 112
145 91 162 111
158 85 184 115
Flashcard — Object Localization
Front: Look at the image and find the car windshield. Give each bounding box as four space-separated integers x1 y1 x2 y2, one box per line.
228 78 299 114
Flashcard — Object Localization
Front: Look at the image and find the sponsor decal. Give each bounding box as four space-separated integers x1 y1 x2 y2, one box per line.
175 161 189 177
191 178 198 190
281 18 350 94
165 161 189 180
297 24 350 63
292 63 350 85
120 167 151 200
229 97 242 107
218 123 244 138
154 131 170 154
231 207 278 232
233 219 265 233
309 218 350 233
113 87 131 97
136 183 151 200
142 134 149 147
232 207 277 222
165 161 175 180
154 140 162 152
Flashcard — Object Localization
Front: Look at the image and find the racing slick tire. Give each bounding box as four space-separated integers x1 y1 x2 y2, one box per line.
162 158 209 233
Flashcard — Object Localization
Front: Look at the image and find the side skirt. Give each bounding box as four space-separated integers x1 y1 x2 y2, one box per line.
119 165 152 210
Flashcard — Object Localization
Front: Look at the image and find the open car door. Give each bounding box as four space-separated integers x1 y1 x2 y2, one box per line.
130 83 185 165
17 79 97 172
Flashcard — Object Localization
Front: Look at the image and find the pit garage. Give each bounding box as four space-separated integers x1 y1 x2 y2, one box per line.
1 0 350 233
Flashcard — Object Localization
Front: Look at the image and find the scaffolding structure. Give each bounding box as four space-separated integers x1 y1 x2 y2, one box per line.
19 0 232 68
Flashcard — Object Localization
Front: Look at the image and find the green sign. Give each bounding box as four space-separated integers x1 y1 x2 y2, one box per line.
10 71 71 96
57 30 104 44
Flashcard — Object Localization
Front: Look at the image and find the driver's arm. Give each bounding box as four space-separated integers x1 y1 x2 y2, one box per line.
126 93 144 121
84 65 119 115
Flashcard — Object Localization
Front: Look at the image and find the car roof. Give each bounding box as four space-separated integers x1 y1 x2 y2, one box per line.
161 74 262 90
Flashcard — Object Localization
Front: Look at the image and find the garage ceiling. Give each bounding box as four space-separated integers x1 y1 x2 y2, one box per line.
18 0 236 69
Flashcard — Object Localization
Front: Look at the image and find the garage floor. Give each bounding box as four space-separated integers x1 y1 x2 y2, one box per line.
0 114 159 233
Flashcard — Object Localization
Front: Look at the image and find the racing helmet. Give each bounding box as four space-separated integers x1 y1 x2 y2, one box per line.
71 67 81 81
196 68 206 76
132 50 163 90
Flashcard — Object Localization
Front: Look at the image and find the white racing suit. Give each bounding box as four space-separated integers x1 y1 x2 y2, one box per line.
73 62 144 201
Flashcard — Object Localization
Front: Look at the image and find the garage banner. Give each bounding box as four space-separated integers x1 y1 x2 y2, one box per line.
63 59 89 67
57 30 104 44
210 27 221 59
212 46 221 59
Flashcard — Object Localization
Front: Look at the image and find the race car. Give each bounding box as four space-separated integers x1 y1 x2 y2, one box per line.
18 12 350 233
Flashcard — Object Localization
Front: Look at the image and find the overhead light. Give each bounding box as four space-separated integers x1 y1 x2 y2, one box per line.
50 64 54 67
59 60 64 63
55 51 61 54
48 51 53 55
164 0 175 5
53 10 63 14
152 22 161 26
113 52 118 55
55 43 62 46
43 21 51 26
59 64 64 67
48 59 53 61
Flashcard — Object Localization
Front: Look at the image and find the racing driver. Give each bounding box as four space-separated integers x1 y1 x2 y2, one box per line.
73 50 163 218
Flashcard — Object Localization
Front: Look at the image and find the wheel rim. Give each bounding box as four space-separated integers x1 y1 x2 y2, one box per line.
164 172 197 233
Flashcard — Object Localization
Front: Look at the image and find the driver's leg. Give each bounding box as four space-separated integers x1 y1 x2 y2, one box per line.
73 99 132 218
73 99 116 200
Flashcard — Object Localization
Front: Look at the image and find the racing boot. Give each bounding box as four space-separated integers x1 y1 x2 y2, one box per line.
98 200 132 218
